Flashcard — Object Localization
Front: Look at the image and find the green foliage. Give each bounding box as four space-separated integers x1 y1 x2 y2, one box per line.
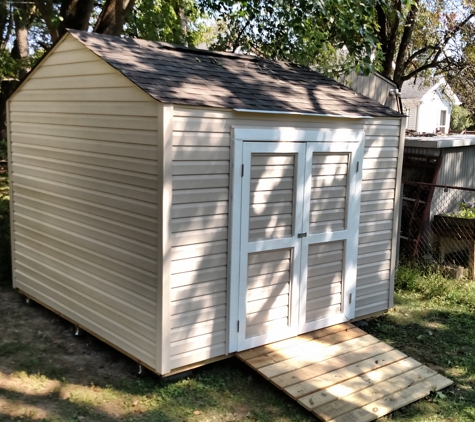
450 105 474 132
444 201 475 219
396 263 475 308
199 0 382 77
125 0 212 46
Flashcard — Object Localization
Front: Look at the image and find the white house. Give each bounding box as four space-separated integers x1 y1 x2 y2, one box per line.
401 78 461 133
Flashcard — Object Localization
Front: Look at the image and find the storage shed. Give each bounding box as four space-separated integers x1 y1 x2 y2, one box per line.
7 30 405 376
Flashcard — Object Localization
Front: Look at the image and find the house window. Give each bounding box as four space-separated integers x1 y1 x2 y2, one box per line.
440 110 447 126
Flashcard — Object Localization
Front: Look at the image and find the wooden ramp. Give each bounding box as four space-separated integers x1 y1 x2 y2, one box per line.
237 322 452 421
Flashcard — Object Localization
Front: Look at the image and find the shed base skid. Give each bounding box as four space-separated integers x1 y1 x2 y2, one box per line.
16 289 234 377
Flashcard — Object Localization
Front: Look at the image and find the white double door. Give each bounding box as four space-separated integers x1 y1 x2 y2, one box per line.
235 138 364 351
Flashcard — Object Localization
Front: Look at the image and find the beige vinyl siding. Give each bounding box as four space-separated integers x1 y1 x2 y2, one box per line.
171 107 400 363
169 123 230 369
9 35 159 368
355 119 400 317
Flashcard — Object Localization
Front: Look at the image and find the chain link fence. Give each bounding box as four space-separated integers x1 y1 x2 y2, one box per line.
400 181 475 278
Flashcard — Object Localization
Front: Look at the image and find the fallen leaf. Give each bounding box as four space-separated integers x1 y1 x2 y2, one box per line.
132 400 139 407
193 410 202 415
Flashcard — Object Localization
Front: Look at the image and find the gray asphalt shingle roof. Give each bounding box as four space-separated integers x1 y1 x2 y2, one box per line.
69 30 402 118
401 79 433 99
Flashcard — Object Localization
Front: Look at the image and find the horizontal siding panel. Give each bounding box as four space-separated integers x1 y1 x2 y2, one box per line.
172 214 228 233
172 188 228 205
14 87 150 102
171 279 226 301
15 202 157 259
355 290 389 308
308 249 344 266
171 266 227 288
171 330 226 356
14 213 157 273
10 101 158 117
171 292 227 315
357 250 392 266
173 161 229 176
21 73 133 90
307 282 342 301
171 201 228 219
357 270 391 286
32 60 116 79
246 306 289 327
172 175 229 190
14 184 156 232
171 240 228 261
173 131 230 147
307 292 341 312
11 122 158 145
364 147 398 158
361 189 394 202
15 194 157 245
360 210 393 223
357 280 390 297
12 137 158 167
357 260 391 276
55 37 85 52
247 282 289 302
10 111 157 131
170 305 227 329
42 48 112 65
170 343 226 370
355 300 389 318
173 146 229 161
170 317 226 343
16 279 155 367
16 251 155 326
15 224 156 286
358 240 391 255
363 158 397 169
247 318 289 339
171 253 227 274
12 175 156 218
363 168 397 180
359 230 392 244
172 228 227 247
13 152 157 188
361 179 396 191
359 220 393 234
360 200 394 213
15 265 155 353
15 232 156 295
12 163 157 204
364 136 399 148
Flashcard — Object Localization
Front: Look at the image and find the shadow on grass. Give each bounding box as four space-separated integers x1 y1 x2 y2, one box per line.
0 286 314 422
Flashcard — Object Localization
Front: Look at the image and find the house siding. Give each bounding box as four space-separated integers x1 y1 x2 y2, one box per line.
8 35 159 368
170 107 401 368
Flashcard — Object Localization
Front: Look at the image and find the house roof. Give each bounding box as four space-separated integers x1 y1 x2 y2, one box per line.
401 79 433 100
67 30 402 118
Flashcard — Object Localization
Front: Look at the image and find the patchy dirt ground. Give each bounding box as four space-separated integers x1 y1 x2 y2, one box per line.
0 284 315 422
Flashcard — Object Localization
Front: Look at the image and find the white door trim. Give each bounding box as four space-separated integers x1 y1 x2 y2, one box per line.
227 127 365 354
299 138 364 333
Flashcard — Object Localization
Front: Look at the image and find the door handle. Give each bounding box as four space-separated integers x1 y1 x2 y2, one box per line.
298 233 307 238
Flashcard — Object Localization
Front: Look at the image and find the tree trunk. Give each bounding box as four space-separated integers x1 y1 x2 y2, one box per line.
393 0 419 86
376 0 401 79
11 3 32 78
58 0 95 38
35 0 60 43
94 0 136 36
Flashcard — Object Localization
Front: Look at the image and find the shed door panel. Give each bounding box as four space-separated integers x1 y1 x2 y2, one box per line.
249 154 295 241
237 142 305 351
246 248 292 339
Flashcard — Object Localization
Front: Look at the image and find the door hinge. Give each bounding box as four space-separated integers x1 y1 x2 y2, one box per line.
237 320 240 332
349 293 353 304
356 161 360 173
242 164 244 177
298 232 307 238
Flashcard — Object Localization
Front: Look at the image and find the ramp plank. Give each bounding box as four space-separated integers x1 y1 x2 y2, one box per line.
236 323 453 421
